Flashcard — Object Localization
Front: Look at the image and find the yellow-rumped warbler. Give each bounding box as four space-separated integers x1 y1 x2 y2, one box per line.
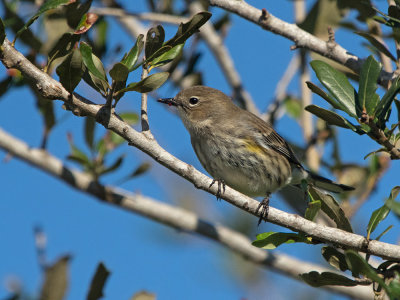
158 86 353 222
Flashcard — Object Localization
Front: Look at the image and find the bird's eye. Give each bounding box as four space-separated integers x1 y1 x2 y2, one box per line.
189 97 199 106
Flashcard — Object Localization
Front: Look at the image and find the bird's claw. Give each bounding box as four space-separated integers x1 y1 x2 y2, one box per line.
256 194 270 226
209 179 226 201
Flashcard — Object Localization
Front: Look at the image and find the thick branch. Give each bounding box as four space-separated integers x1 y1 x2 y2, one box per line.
0 128 373 299
1 38 400 261
208 0 394 86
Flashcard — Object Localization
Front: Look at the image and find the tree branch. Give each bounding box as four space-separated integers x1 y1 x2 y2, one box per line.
1 38 400 261
207 0 394 86
189 2 258 114
0 127 374 299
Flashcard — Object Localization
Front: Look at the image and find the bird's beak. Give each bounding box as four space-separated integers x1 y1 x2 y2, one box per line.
157 97 177 106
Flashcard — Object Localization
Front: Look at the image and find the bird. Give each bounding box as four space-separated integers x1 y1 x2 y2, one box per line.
158 86 354 224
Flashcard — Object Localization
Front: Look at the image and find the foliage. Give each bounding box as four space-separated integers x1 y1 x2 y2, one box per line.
2 0 400 299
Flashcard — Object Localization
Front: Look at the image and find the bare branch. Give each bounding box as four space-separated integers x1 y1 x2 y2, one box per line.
189 2 259 114
1 38 400 260
208 0 394 85
91 7 188 25
263 55 300 123
0 127 374 299
140 67 152 138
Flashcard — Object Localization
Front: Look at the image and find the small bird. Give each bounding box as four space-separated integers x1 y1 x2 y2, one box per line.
158 86 353 223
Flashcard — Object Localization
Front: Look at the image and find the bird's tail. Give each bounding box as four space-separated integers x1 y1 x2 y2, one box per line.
307 171 354 193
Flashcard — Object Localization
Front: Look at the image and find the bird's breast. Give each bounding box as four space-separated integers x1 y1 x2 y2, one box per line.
190 131 292 196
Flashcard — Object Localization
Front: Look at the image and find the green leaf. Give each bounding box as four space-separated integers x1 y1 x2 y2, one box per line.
47 33 81 69
356 32 396 62
118 72 169 94
300 271 358 287
66 0 93 29
68 143 90 167
117 162 151 185
82 63 108 94
145 25 165 60
367 203 390 239
99 155 124 176
40 255 71 300
3 1 42 51
108 112 139 147
375 225 393 241
321 246 349 272
306 81 343 110
394 99 400 122
384 186 400 216
345 250 388 290
363 148 387 159
80 42 108 85
310 60 358 117
388 280 400 300
165 12 212 48
304 200 321 221
37 96 56 148
305 105 361 132
109 62 129 82
119 112 139 124
357 55 381 116
372 6 400 27
145 12 212 64
373 16 390 25
129 162 151 178
308 187 353 232
375 77 400 123
56 48 83 92
14 0 74 44
150 43 184 68
283 96 302 119
86 262 110 300
0 17 5 45
74 13 98 35
84 116 96 150
252 232 310 249
121 34 144 71
109 63 129 102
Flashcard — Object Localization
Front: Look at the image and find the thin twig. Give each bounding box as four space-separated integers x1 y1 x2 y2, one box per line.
189 2 259 114
294 0 320 171
140 67 152 138
91 7 188 24
263 55 300 123
345 156 390 218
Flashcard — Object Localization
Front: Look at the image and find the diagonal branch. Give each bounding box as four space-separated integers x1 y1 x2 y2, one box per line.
208 0 394 86
1 38 400 261
0 127 373 299
189 2 258 114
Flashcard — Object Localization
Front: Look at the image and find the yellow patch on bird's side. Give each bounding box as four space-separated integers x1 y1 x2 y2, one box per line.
244 141 264 154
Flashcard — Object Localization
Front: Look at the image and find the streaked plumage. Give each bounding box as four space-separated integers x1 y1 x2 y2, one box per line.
158 86 353 220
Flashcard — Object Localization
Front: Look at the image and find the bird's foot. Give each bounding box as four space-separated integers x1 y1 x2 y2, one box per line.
209 179 226 201
256 193 271 226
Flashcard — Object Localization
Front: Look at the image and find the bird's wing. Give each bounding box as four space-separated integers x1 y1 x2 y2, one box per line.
244 111 302 167
259 129 302 166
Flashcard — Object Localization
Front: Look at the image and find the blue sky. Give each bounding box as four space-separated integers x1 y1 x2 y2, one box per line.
0 0 398 299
